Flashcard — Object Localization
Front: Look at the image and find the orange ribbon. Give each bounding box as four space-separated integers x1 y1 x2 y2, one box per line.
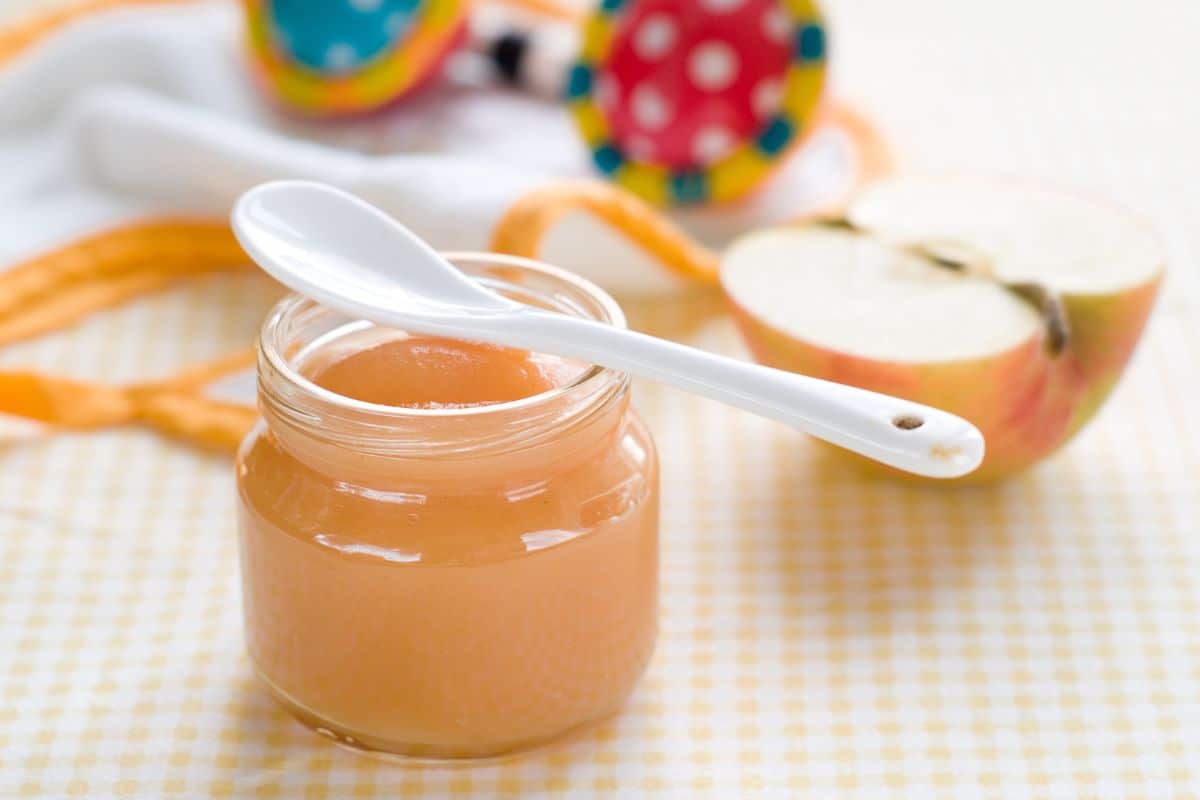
0 219 258 451
0 348 257 450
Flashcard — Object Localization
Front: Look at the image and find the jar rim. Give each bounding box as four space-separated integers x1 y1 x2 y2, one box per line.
258 252 630 424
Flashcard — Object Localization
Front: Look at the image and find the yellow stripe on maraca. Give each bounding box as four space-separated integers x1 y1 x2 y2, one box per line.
615 163 670 207
353 51 411 107
580 16 613 63
422 0 460 30
275 70 325 112
782 0 820 21
570 100 610 149
708 149 771 203
782 63 824 120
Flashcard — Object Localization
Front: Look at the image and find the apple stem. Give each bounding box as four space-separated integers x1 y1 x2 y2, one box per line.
1005 282 1070 355
817 217 992 274
814 216 1071 356
814 217 858 233
904 242 993 277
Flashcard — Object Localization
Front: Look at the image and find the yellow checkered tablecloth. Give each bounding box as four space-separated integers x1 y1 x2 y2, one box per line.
3 0 1200 797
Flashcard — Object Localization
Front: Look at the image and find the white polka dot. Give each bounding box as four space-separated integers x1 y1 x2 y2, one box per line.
688 41 739 92
701 0 744 13
324 43 358 71
761 7 792 43
385 11 408 35
752 77 783 117
631 84 672 130
633 15 677 61
626 135 657 161
595 75 619 109
693 125 736 164
348 0 383 11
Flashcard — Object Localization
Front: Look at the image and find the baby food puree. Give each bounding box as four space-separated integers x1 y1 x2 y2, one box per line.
236 256 659 759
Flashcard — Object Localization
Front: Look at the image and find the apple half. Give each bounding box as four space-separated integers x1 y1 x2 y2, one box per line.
721 176 1165 482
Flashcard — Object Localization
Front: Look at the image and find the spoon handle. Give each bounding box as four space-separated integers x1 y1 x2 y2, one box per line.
485 310 984 479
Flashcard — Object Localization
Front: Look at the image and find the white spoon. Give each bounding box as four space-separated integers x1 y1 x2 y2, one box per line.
232 181 985 479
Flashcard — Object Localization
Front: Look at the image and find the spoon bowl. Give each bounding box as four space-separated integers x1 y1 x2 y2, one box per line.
235 182 518 316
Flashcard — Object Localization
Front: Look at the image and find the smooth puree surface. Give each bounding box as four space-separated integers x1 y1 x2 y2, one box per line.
236 332 659 757
313 336 587 408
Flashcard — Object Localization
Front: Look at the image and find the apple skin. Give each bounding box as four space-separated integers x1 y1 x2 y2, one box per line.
725 276 1163 483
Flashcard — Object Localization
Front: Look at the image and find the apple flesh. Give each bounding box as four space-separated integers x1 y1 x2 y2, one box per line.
720 176 1165 482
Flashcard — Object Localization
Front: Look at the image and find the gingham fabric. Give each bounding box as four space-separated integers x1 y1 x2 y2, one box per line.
2 0 1200 797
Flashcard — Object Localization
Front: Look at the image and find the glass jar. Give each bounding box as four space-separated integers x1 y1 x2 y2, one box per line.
235 254 659 760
